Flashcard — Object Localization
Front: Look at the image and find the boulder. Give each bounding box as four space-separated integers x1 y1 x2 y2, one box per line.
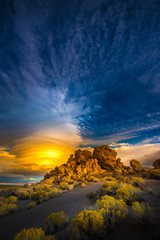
93 145 117 170
153 159 160 169
74 149 92 163
130 159 142 171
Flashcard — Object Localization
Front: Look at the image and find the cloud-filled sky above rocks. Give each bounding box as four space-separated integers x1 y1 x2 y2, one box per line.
0 0 160 183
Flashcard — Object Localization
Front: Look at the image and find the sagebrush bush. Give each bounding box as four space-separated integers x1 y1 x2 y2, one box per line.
150 169 160 179
7 196 17 204
67 184 74 191
85 175 99 182
0 203 17 216
44 211 68 233
96 195 128 228
68 179 75 184
131 177 145 188
104 180 119 194
72 209 105 237
58 182 69 190
0 196 17 204
103 176 116 182
28 201 36 208
30 187 62 203
81 183 86 188
116 183 142 204
20 191 30 200
131 201 155 224
14 227 56 240
116 176 130 183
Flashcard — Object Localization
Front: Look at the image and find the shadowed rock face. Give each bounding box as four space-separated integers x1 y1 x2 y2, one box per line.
130 159 143 171
153 159 160 169
93 145 117 170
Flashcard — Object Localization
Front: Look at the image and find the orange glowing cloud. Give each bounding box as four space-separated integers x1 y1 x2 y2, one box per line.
0 137 75 177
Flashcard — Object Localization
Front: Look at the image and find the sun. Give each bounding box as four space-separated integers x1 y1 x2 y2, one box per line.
37 150 61 159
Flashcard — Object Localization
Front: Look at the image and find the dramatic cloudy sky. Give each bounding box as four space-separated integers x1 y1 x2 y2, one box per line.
0 0 160 184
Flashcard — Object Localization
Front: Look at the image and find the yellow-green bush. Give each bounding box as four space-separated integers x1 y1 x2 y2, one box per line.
116 183 142 204
150 169 160 179
104 180 119 194
0 196 17 204
0 203 17 216
28 201 36 209
131 201 155 224
44 211 68 233
58 182 69 190
72 209 105 237
31 187 62 202
7 196 17 204
81 183 86 188
20 191 30 200
96 195 128 227
68 179 75 184
67 184 74 191
14 227 56 240
103 176 116 182
131 177 145 188
85 175 99 182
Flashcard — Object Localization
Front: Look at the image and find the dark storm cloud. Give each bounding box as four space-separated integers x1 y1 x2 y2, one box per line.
0 0 160 145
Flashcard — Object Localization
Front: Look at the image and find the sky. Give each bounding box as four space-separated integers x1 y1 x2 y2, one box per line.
0 0 160 184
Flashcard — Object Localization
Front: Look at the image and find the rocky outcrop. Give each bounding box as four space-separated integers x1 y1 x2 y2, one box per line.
44 149 103 183
43 145 134 184
93 145 117 170
153 159 160 169
130 159 142 171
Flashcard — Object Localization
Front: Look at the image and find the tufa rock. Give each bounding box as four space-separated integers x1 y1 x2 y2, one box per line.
43 145 135 183
93 145 117 170
153 159 160 169
130 159 142 171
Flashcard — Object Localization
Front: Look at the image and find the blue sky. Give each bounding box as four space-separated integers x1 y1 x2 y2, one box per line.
0 0 160 183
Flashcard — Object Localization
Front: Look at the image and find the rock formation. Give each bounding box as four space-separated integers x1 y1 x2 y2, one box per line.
153 159 160 169
43 145 134 184
130 159 142 171
93 145 117 170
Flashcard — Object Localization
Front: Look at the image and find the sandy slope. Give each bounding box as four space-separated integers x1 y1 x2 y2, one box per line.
0 180 160 240
0 182 103 240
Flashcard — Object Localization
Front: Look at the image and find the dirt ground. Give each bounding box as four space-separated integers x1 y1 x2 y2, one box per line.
0 180 160 240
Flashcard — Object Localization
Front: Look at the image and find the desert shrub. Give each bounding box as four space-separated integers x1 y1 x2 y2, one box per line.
72 209 105 237
20 191 30 200
44 211 68 233
81 183 86 188
14 227 56 240
0 196 17 204
116 183 142 204
116 176 130 183
0 203 17 216
43 177 55 185
68 179 75 184
58 182 69 190
131 201 155 224
6 196 17 204
103 176 116 181
96 195 128 228
104 181 119 194
28 201 36 209
150 169 160 179
67 184 74 191
30 187 62 203
85 175 99 182
131 177 145 188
